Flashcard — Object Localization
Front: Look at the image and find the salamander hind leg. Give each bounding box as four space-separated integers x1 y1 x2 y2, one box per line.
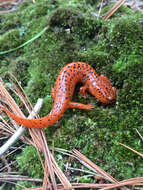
68 102 94 110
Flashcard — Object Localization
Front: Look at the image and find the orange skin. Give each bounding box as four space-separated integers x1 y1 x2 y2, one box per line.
0 62 116 128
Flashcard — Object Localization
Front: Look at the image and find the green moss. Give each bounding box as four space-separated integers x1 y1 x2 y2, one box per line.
17 146 43 178
9 57 30 85
0 29 23 51
0 59 10 77
0 0 143 182
101 14 143 57
15 181 35 190
78 176 93 183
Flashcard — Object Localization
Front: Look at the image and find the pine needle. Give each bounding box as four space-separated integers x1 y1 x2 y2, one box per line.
103 0 127 20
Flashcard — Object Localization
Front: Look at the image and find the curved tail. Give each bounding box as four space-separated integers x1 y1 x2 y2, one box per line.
0 106 64 128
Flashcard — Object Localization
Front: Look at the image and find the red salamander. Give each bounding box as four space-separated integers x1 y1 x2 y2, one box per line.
0 62 116 128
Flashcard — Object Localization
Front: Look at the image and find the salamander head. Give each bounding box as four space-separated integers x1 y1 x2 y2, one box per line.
88 74 116 104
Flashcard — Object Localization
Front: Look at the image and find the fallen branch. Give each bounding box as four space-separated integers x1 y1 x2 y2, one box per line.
0 98 43 156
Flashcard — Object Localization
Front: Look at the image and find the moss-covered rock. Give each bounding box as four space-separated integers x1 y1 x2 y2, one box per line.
101 14 143 57
0 0 143 184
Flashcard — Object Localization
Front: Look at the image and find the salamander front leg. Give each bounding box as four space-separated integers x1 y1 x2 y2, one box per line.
80 85 89 97
68 102 94 110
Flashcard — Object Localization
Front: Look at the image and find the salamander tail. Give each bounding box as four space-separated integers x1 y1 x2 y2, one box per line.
0 106 47 128
0 105 64 128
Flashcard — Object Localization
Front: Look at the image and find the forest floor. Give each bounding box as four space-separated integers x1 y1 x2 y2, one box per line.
0 0 143 13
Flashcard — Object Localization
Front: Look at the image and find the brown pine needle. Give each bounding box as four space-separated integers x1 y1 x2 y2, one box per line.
101 177 143 190
39 129 57 189
9 72 34 112
0 79 25 118
73 149 118 183
119 142 143 158
103 0 127 20
51 154 72 189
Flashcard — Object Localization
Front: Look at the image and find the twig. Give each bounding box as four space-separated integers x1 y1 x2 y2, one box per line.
0 98 43 156
136 129 143 141
0 173 42 183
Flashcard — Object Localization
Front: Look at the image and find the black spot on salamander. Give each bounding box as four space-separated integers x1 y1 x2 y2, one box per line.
73 73 75 77
76 71 79 75
86 64 89 68
48 119 51 121
67 65 70 68
62 84 66 88
67 72 70 76
73 64 76 69
64 73 67 77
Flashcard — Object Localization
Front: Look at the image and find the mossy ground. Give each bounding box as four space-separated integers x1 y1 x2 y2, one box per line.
0 0 143 188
